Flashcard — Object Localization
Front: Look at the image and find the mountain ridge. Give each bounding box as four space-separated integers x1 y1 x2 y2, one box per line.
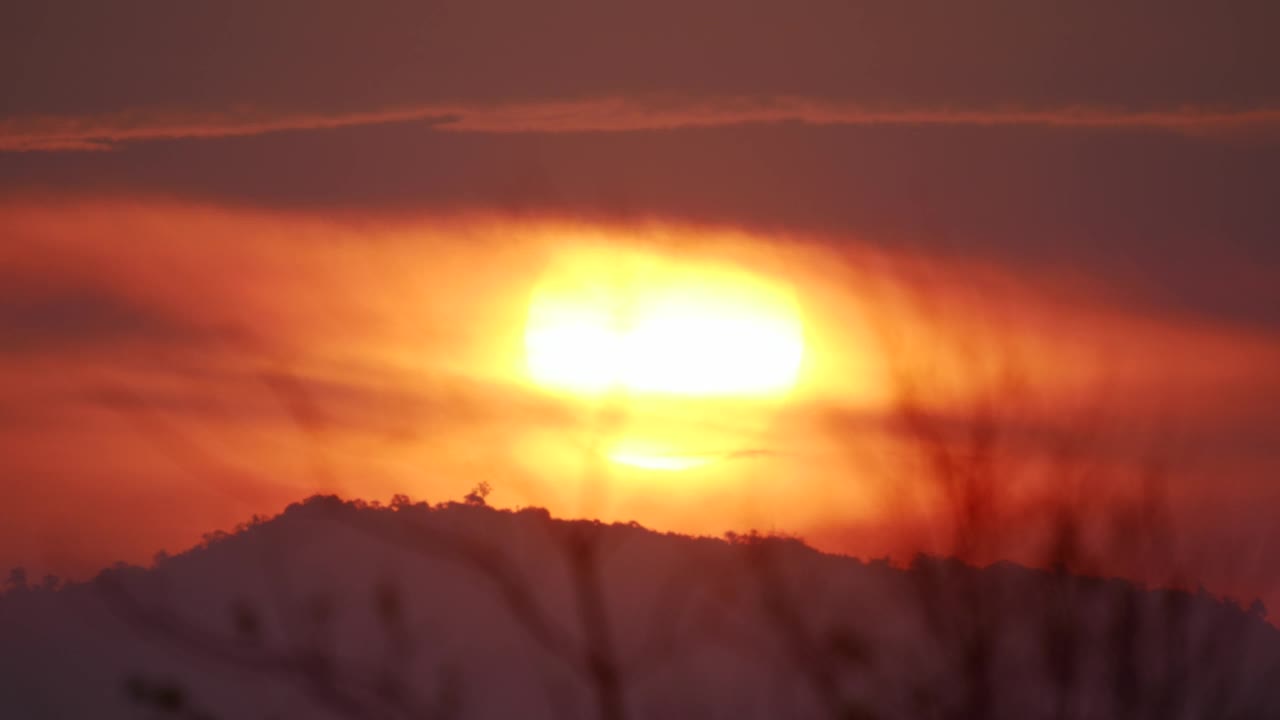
3 493 1278 719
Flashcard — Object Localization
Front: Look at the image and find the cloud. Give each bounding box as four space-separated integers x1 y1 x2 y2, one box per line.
5 1 1278 121
0 280 207 354
0 107 458 152
4 97 1280 152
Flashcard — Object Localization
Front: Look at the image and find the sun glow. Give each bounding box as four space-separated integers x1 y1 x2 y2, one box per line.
607 446 713 472
525 249 805 398
523 246 805 472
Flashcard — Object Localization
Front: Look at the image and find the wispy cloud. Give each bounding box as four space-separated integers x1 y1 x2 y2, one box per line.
0 279 211 354
0 107 459 152
5 97 1280 152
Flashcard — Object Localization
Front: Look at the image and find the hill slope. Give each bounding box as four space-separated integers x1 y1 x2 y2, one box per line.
2 495 1278 719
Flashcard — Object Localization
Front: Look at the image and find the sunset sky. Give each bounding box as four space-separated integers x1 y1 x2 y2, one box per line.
2 1 1279 615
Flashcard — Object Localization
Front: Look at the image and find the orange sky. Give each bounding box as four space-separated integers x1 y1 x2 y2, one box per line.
2 197 1277 614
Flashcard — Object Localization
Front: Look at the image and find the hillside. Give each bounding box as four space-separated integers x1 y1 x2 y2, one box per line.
2 495 1278 719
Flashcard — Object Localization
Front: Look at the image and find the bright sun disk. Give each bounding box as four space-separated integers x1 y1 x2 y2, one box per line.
523 247 805 472
524 251 804 398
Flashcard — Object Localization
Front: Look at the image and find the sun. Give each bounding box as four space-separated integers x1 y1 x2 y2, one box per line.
524 248 804 398
523 246 804 470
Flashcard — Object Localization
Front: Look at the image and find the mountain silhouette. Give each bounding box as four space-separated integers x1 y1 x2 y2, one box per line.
2 494 1278 719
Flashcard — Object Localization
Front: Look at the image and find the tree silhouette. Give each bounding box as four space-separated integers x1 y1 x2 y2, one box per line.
463 482 492 507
